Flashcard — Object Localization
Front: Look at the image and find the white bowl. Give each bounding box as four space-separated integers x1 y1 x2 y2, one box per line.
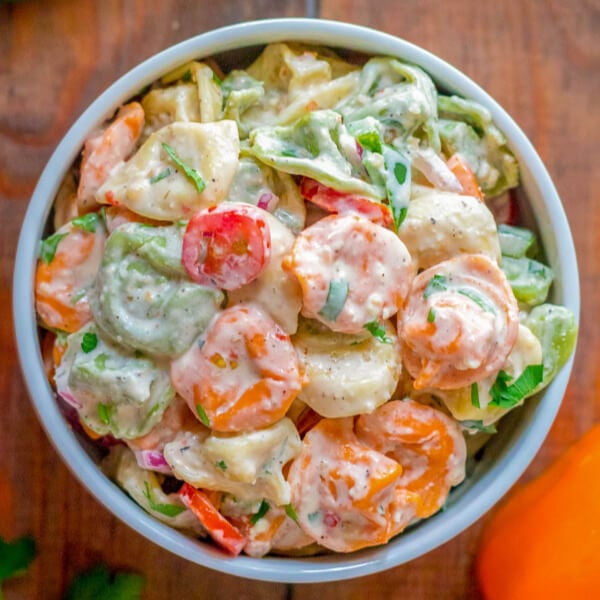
13 18 579 583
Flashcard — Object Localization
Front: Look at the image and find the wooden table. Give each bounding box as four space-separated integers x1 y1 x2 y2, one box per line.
1 1 597 597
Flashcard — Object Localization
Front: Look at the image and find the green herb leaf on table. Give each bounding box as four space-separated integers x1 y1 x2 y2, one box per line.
142 482 186 518
40 232 68 264
161 142 206 193
65 565 145 600
0 535 36 594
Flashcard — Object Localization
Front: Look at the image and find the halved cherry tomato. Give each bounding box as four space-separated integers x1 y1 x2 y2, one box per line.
300 178 393 228
179 483 247 555
447 153 484 201
182 204 271 290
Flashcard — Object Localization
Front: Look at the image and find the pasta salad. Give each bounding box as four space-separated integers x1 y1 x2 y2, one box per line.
35 42 577 557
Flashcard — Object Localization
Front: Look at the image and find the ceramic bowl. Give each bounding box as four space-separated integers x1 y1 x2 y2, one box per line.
13 18 579 583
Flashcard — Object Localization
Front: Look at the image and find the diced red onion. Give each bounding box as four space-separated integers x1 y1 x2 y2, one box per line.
257 192 279 212
135 449 172 474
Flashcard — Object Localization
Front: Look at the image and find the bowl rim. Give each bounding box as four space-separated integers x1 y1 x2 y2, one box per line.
13 17 580 583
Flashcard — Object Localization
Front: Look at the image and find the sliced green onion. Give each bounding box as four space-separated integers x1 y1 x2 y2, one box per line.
97 402 112 425
143 482 186 518
318 280 349 322
457 287 497 313
250 500 270 525
39 232 68 264
284 503 299 523
423 274 448 299
470 383 480 408
161 142 206 193
488 364 544 408
149 168 172 184
195 404 210 427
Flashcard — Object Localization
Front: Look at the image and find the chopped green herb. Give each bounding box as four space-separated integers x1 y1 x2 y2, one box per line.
0 535 36 594
364 320 392 343
212 71 222 86
94 353 109 371
284 503 299 523
307 510 320 523
281 149 298 158
81 332 98 353
250 500 270 525
427 307 436 323
470 383 480 408
39 232 68 264
72 212 101 233
161 142 206 193
69 288 87 305
149 168 172 184
181 69 193 82
65 564 145 600
195 404 210 427
318 279 349 322
488 364 544 408
394 162 408 185
143 482 186 518
423 274 448 299
458 288 496 313
356 131 382 154
97 403 113 425
215 460 227 471
460 420 498 434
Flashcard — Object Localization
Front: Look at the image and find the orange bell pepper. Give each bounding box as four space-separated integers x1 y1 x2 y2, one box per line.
477 424 600 598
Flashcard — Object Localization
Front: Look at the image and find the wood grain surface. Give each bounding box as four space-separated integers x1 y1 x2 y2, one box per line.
1 0 598 598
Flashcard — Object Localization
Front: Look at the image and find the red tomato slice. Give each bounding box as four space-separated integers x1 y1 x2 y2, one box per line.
182 204 271 290
179 483 247 555
300 178 393 228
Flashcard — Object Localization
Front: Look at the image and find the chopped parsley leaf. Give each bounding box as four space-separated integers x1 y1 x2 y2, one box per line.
195 404 210 427
427 307 436 323
161 142 205 193
215 460 227 471
40 232 68 264
0 535 36 592
423 274 448 299
284 504 299 523
72 212 101 233
149 168 172 184
64 564 145 600
470 383 480 408
81 332 98 353
143 482 186 518
364 320 392 343
318 279 349 322
488 364 544 408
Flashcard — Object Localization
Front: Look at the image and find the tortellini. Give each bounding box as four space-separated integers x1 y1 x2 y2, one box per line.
227 210 302 334
141 84 201 134
292 318 402 417
249 109 384 199
55 323 174 439
163 418 302 505
97 121 240 220
438 95 519 197
90 222 223 357
109 446 206 534
398 189 501 269
435 324 542 426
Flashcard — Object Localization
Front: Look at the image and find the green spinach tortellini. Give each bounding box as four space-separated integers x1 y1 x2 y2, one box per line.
55 324 175 439
91 222 223 357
